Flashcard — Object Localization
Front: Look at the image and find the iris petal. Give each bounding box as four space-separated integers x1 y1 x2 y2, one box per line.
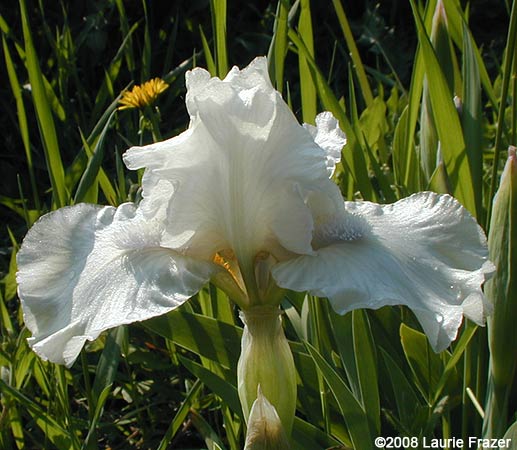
303 111 346 177
124 57 343 268
16 203 216 366
272 192 494 351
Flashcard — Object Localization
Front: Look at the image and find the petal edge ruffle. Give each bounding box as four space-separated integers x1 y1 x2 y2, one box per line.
272 192 494 352
17 203 216 366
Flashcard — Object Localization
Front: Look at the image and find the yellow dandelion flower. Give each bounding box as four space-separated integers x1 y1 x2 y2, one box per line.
118 78 169 110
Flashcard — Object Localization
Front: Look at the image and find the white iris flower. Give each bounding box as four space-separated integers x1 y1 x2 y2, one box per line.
17 57 493 369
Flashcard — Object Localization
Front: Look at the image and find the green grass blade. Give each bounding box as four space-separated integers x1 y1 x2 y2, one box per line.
74 131 99 204
267 0 289 92
358 100 397 202
404 57 425 192
210 0 228 77
419 0 454 183
144 309 242 370
115 0 136 74
400 324 444 403
331 0 373 106
66 94 119 204
91 326 125 406
329 310 359 398
289 29 373 200
4 400 24 449
297 0 317 123
0 10 67 124
403 0 437 192
289 30 346 125
80 383 112 450
461 20 483 218
0 291 14 336
1 229 18 302
90 22 138 127
19 0 67 208
74 111 116 204
487 0 517 228
198 285 235 325
13 334 37 391
392 105 419 193
428 154 453 194
190 408 228 450
115 149 127 203
199 24 217 76
380 348 423 433
140 0 151 81
156 379 204 450
441 1 499 112
2 34 40 212
304 341 373 450
308 296 332 433
353 310 380 434
410 0 476 216
433 322 478 405
179 355 242 418
0 379 72 450
291 417 342 450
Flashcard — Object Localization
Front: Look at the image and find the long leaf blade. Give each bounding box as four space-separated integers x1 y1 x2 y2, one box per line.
19 0 67 208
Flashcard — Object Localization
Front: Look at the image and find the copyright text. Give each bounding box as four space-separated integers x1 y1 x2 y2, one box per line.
374 436 512 449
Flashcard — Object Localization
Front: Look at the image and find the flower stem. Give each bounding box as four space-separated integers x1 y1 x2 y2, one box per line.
144 105 163 142
238 305 297 436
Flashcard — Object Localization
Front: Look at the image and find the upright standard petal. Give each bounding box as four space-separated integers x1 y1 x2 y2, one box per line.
123 58 343 276
16 203 216 366
303 111 346 177
272 192 494 352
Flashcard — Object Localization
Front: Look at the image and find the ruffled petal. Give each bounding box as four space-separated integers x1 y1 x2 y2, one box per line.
16 203 216 366
303 111 346 177
124 57 341 269
272 192 494 351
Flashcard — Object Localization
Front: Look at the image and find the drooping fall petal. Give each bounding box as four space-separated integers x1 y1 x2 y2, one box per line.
17 203 216 366
273 192 494 351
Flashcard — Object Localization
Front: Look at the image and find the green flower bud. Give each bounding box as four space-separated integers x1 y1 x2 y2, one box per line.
238 306 297 436
244 386 291 450
484 146 517 438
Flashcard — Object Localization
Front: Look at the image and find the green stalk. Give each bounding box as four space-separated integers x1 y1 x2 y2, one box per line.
144 105 163 142
483 147 517 438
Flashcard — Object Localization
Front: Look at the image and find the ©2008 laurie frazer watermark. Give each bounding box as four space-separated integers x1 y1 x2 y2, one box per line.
374 435 513 448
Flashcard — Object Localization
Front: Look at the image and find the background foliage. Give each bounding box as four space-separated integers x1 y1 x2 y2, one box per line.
0 0 516 449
